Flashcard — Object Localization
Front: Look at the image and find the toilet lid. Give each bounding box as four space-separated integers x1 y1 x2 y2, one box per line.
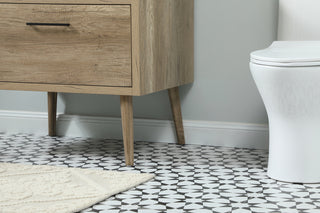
250 41 320 67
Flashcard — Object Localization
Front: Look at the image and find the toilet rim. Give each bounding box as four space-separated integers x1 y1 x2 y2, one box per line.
250 58 320 67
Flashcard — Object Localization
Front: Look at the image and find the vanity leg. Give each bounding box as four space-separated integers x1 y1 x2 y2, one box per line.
168 87 185 145
120 96 134 166
48 92 57 137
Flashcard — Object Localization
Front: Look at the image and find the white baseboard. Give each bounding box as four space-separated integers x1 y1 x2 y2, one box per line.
0 110 269 149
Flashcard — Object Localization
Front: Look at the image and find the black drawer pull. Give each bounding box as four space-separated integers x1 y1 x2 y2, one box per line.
26 22 70 27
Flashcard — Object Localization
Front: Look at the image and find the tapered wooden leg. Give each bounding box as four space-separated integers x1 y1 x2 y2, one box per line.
48 92 57 136
120 96 134 166
168 87 185 145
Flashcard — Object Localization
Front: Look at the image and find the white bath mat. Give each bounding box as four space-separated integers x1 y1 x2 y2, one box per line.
0 163 154 213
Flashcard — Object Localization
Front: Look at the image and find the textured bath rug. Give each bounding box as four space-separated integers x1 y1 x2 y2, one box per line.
0 163 154 213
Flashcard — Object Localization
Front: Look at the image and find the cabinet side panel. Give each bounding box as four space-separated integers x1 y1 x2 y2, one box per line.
139 0 194 95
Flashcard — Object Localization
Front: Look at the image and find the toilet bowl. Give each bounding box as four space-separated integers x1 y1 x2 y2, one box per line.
250 41 320 183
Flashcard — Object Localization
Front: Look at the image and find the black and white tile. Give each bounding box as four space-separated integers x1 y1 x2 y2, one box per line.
0 133 320 213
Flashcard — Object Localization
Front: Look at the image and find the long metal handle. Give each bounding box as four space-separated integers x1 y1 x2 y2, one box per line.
26 22 70 27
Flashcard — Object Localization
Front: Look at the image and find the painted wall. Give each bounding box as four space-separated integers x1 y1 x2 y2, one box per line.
278 0 320 40
0 0 279 146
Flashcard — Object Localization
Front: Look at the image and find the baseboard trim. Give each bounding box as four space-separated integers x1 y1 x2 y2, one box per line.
0 110 269 149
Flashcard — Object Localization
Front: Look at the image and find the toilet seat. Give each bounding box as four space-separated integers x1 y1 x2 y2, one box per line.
250 41 320 67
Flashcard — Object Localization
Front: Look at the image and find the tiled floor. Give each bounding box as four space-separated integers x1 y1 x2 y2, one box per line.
0 133 320 213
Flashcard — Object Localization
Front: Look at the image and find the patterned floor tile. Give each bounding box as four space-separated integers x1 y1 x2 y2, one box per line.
0 133 319 213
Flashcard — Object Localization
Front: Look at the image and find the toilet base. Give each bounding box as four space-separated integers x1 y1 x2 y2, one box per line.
250 62 320 184
267 120 320 184
267 173 320 184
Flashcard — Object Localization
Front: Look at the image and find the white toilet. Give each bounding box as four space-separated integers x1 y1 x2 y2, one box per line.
250 0 320 183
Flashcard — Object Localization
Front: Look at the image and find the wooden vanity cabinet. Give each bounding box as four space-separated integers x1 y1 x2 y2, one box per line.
0 0 194 165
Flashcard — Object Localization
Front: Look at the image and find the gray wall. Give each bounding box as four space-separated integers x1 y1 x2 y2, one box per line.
0 0 278 125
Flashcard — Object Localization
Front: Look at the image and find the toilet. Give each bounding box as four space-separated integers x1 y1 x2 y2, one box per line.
250 0 320 183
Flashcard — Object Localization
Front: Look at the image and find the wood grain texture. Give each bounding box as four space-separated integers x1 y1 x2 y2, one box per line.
48 92 57 136
120 96 134 166
0 4 131 87
0 82 133 95
137 0 194 95
130 0 141 95
0 0 131 4
168 87 185 145
0 0 194 96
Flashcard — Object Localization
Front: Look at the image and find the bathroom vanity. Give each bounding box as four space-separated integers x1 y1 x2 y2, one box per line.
0 0 194 165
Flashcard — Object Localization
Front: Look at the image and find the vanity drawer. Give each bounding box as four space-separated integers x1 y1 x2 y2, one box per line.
0 4 132 87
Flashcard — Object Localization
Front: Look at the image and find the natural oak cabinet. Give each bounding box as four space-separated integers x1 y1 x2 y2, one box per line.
0 4 132 87
0 0 194 165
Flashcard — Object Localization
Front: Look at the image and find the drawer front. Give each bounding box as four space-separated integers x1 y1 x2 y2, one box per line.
0 4 131 87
